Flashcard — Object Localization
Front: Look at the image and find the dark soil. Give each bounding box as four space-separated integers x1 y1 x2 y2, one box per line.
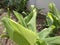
37 13 46 32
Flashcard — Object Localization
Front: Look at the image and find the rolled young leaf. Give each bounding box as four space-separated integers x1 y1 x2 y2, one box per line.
24 10 33 24
27 8 37 32
24 7 37 32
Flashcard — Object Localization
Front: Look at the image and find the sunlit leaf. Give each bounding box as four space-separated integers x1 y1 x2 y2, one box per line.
27 8 37 32
2 17 38 45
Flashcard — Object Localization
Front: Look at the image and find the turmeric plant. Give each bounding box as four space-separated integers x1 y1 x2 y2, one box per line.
1 4 60 45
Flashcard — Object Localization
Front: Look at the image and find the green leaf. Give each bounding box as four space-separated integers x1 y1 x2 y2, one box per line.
49 3 60 23
13 11 27 27
46 3 60 28
49 3 60 18
46 12 53 26
36 39 47 45
27 8 37 32
38 25 55 39
46 12 60 28
24 10 33 24
2 17 38 45
7 8 11 18
52 14 60 28
44 36 60 44
24 6 36 24
24 6 37 32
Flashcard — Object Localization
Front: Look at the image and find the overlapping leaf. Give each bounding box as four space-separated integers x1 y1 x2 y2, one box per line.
2 17 38 45
13 11 27 27
38 25 55 39
24 6 37 32
27 8 37 32
46 3 60 27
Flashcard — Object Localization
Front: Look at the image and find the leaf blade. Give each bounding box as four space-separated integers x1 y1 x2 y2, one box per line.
13 11 27 27
2 17 38 45
38 25 55 39
44 36 60 44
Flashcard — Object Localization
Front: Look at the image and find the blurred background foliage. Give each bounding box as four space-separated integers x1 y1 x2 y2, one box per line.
0 0 28 13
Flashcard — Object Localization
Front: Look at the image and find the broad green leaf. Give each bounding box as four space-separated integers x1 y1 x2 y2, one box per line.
27 8 37 32
13 11 27 27
38 25 55 39
44 36 60 44
2 17 38 45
